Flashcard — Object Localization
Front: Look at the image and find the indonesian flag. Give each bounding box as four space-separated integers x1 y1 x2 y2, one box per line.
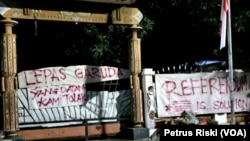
220 0 229 49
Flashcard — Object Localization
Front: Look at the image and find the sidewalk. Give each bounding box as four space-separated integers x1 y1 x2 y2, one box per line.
81 135 159 141
0 129 160 141
89 137 159 141
78 129 160 141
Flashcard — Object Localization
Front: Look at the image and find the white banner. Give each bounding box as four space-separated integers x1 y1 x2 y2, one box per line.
18 65 130 88
155 72 250 117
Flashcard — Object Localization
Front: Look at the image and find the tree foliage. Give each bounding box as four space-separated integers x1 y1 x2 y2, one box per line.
138 0 250 70
61 17 154 68
7 0 250 71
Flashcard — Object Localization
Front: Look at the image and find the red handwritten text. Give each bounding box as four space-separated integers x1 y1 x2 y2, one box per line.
28 84 86 109
20 66 127 88
24 68 66 86
162 75 248 100
74 67 123 79
196 98 249 111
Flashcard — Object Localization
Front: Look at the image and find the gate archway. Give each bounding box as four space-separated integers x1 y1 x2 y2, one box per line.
0 1 145 140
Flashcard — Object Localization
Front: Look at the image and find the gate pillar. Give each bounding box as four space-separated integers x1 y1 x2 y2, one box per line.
0 18 24 140
129 24 143 127
126 24 149 140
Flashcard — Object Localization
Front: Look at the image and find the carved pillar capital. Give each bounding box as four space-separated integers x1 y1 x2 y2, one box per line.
130 25 142 39
0 18 18 34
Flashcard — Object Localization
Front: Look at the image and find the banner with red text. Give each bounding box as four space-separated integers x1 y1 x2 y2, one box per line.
18 65 130 88
155 72 250 117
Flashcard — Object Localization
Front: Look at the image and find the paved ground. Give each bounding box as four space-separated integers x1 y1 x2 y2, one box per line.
0 136 160 141
0 129 160 141
52 129 160 141
88 137 159 141
86 134 160 141
66 135 160 141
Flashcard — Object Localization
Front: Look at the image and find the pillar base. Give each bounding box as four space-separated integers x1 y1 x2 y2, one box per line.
124 127 149 140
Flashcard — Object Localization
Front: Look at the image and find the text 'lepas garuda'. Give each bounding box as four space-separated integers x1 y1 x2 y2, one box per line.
18 65 130 88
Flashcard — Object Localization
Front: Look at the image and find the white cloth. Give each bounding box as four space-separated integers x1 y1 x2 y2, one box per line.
147 91 156 112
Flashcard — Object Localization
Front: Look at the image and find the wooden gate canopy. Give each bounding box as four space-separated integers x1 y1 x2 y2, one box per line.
0 0 136 13
0 6 143 25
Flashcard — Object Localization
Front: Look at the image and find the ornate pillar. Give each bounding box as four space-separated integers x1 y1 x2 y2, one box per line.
129 24 143 127
0 18 19 137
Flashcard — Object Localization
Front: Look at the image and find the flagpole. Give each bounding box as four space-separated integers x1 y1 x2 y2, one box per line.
227 0 235 125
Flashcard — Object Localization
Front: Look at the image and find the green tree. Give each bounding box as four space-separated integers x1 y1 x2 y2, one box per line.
65 0 156 68
139 0 250 70
7 0 250 71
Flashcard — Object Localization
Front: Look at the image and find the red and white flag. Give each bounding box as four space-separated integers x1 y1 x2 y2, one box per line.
220 0 229 49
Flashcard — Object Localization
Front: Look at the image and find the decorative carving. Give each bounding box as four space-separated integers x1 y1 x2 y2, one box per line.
1 7 143 25
1 8 108 23
112 7 143 25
